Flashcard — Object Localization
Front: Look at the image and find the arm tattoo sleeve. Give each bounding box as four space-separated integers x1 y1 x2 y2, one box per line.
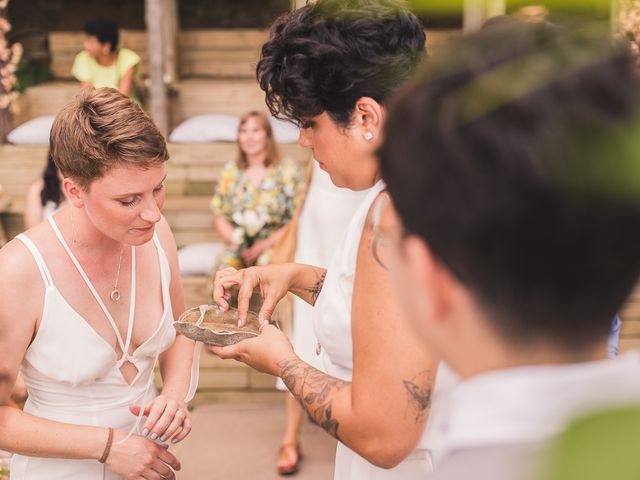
278 357 348 442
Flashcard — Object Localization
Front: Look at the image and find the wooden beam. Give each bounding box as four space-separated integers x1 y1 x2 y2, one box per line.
611 0 627 33
486 0 507 17
146 0 169 136
464 0 507 33
163 0 179 85
292 0 308 10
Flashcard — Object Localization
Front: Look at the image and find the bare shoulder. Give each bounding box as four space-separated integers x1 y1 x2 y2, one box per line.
151 215 178 269
27 178 45 197
154 215 179 258
359 190 402 271
0 235 44 305
364 190 401 233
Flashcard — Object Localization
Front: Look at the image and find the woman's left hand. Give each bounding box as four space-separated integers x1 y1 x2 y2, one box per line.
242 238 271 264
129 394 192 444
207 324 295 376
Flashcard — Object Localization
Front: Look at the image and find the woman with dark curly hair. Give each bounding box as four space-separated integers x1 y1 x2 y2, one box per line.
208 1 453 478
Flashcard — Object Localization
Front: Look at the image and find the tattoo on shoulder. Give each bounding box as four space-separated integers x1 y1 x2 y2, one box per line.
403 371 432 424
303 271 326 304
371 230 389 271
278 357 348 442
369 193 391 271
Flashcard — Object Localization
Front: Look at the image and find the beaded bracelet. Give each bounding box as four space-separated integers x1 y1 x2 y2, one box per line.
99 427 114 464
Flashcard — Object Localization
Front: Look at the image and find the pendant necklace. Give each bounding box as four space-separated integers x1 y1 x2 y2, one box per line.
110 246 125 302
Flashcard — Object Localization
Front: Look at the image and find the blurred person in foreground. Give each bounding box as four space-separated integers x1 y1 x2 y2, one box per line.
378 24 640 480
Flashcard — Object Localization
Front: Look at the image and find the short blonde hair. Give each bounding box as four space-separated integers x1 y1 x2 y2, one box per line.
50 87 169 188
236 111 281 169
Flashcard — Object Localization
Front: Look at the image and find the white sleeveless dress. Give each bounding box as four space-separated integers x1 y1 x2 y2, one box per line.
276 162 371 390
10 216 198 479
313 180 458 480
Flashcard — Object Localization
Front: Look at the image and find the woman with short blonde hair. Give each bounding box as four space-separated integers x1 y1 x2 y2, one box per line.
0 87 197 479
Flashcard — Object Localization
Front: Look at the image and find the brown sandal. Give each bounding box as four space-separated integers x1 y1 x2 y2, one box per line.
277 443 303 476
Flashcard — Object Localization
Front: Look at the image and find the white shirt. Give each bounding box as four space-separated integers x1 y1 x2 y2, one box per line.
429 350 640 462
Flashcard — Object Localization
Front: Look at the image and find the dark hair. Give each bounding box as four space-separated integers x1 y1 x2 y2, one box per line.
257 0 426 127
84 19 119 52
40 152 62 207
380 25 640 349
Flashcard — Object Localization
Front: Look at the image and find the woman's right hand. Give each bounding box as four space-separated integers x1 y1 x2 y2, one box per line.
106 430 181 480
213 265 297 326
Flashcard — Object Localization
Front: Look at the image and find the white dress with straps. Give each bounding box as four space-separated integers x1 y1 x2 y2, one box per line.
313 180 457 479
10 216 197 479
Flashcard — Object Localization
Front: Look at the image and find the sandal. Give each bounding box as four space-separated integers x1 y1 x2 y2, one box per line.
277 442 303 476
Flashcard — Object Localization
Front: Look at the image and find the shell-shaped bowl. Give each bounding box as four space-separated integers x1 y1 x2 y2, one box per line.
174 304 261 346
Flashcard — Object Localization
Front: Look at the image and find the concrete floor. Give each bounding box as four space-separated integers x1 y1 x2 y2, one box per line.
172 402 337 480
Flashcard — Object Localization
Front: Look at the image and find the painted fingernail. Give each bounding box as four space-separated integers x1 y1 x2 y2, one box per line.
142 428 149 437
160 435 167 442
172 439 179 444
150 432 158 440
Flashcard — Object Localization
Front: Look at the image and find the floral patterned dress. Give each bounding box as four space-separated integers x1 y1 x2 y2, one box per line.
211 157 304 269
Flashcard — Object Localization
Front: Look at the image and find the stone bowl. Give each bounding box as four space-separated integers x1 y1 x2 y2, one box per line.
174 304 261 346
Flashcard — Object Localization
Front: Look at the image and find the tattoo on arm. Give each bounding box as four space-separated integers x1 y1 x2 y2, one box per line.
300 271 326 305
403 371 432 424
278 357 348 442
371 230 389 271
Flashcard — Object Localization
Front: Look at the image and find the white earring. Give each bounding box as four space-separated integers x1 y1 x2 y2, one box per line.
364 131 374 141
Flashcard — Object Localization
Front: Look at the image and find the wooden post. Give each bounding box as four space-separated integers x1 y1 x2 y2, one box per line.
163 0 179 85
464 0 507 33
486 0 506 17
611 0 628 33
146 0 169 136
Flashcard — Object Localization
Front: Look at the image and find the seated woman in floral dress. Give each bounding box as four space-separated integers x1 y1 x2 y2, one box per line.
211 111 303 270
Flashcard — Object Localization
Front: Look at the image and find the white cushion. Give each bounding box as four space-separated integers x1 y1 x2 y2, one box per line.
169 114 239 143
169 114 301 145
7 115 56 145
178 242 226 276
270 117 300 144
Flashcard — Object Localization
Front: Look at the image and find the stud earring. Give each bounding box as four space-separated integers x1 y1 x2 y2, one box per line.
364 131 374 141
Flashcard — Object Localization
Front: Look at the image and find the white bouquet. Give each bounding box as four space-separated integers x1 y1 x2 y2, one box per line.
231 209 270 254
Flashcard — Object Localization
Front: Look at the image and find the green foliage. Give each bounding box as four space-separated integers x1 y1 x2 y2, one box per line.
15 58 50 92
545 407 640 480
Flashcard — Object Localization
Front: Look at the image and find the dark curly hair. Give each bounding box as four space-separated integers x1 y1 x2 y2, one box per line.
257 0 426 127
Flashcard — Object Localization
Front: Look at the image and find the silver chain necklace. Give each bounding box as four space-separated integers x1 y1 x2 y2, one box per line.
110 246 125 302
72 213 125 302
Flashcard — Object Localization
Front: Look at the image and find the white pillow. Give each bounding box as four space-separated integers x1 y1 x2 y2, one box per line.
7 115 56 145
271 117 300 144
178 242 226 276
169 115 239 143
